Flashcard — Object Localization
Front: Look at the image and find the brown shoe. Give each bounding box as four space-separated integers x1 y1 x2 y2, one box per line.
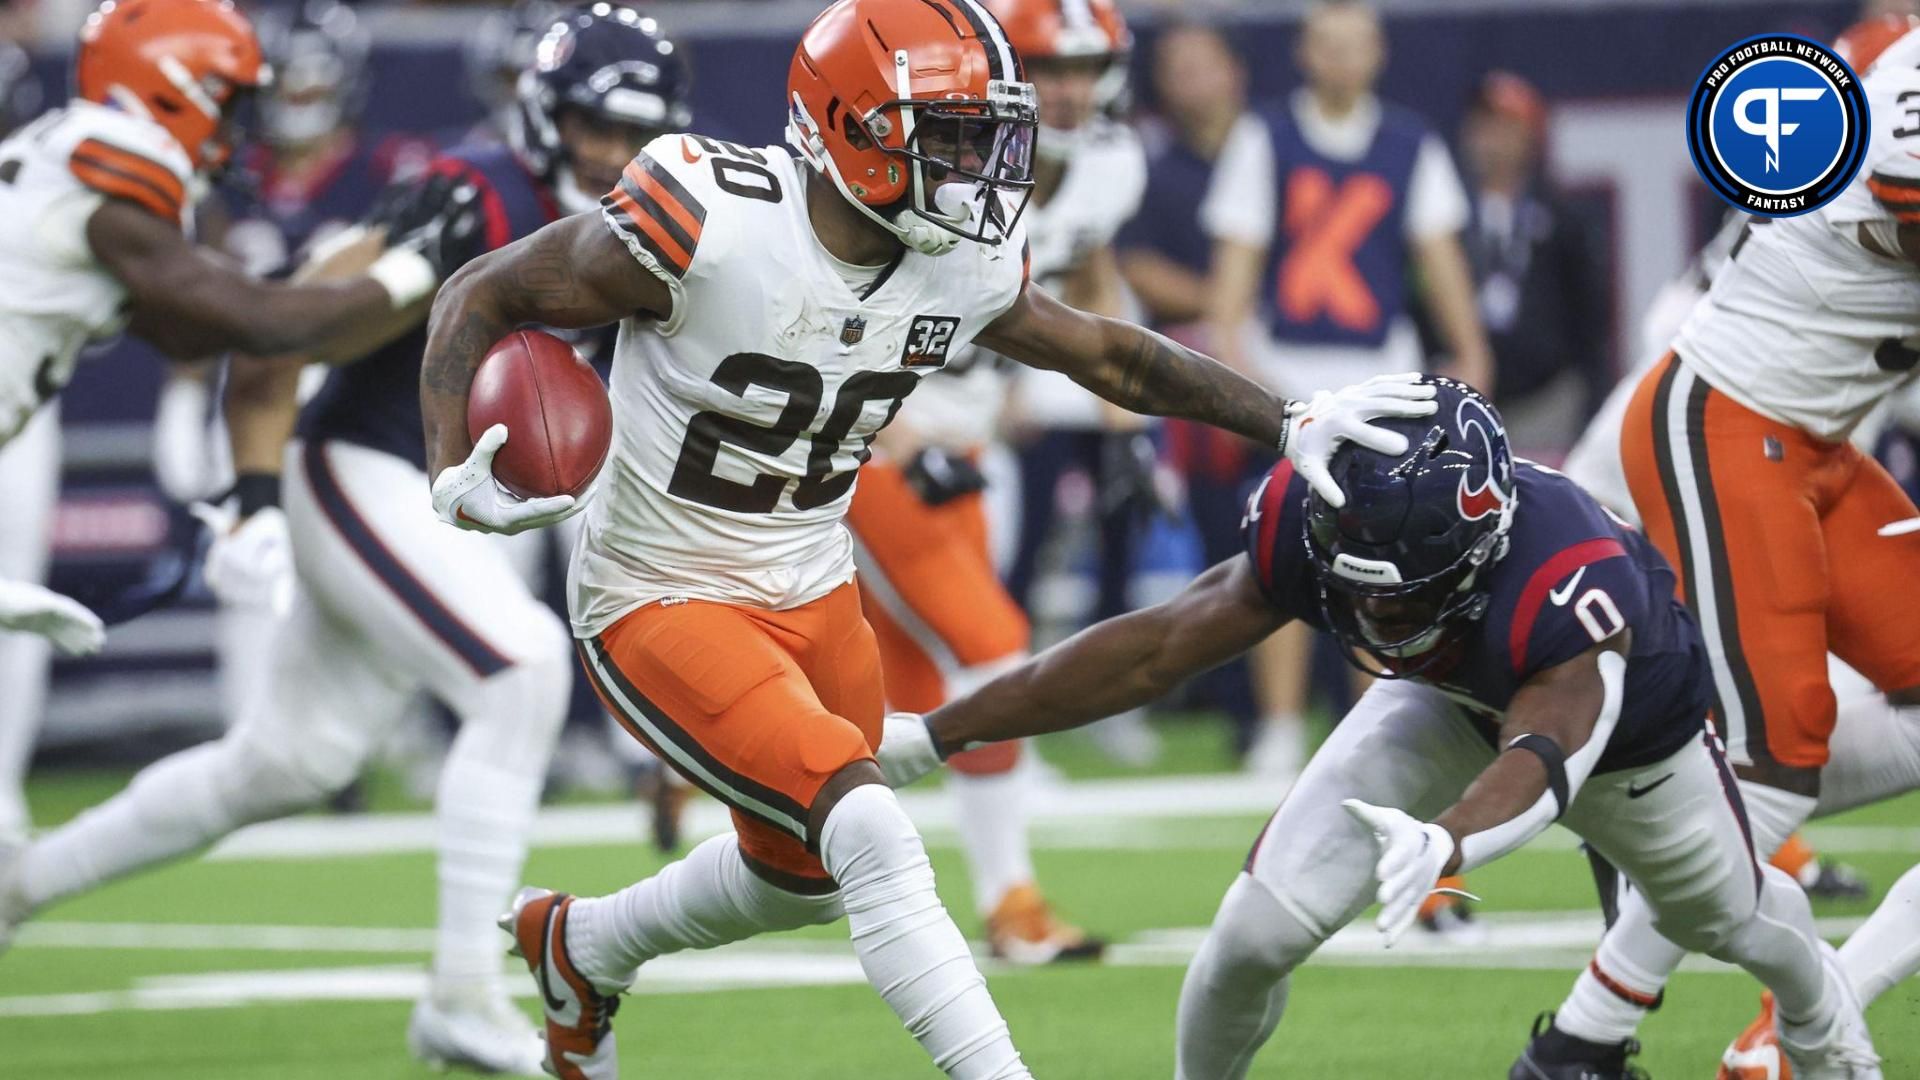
985 883 1105 965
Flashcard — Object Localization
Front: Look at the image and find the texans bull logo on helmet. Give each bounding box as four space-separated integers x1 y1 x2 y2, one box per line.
1453 393 1514 523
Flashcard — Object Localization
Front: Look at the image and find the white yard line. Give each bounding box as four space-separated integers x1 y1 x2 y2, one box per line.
0 912 1873 1019
184 774 1920 861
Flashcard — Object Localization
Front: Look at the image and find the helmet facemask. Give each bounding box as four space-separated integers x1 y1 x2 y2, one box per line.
791 55 1036 256
1309 530 1502 679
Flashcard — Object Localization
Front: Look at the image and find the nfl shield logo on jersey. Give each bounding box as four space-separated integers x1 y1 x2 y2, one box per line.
901 315 961 368
840 316 867 346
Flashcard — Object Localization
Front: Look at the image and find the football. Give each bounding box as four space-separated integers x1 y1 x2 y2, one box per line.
466 329 613 500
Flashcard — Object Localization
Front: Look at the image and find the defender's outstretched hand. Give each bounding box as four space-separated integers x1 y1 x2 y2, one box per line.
431 424 584 535
1343 798 1457 947
1286 374 1439 508
0 580 105 656
877 712 945 788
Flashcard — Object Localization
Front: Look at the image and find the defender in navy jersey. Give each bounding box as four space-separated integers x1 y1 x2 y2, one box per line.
0 7 690 1077
880 377 1879 1080
1241 449 1711 775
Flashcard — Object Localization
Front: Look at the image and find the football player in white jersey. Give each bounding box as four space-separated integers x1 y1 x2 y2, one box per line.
1514 18 1920 1080
0 7 699 1075
841 0 1139 968
416 3 1433 1076
990 0 1159 755
0 0 453 838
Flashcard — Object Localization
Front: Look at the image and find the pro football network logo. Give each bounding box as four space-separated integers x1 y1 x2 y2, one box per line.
1687 34 1869 217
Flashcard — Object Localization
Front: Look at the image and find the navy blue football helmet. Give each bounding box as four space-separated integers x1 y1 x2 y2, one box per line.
509 3 693 212
255 0 371 148
1304 376 1517 677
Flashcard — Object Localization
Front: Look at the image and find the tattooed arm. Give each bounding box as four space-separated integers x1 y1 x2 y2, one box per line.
974 282 1293 446
420 213 670 480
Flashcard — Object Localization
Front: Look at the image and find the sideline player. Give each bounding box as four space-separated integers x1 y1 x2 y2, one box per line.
0 0 453 833
0 6 688 1074
844 0 1140 966
416 2 1431 1075
880 378 1881 1080
1519 20 1920 1079
987 0 1156 713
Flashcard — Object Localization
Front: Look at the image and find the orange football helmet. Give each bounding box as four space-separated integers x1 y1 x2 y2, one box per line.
75 0 271 170
984 0 1129 156
986 0 1129 65
1834 12 1920 73
787 0 1036 255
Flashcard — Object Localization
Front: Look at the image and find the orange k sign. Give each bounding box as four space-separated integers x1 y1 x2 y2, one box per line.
1275 166 1396 334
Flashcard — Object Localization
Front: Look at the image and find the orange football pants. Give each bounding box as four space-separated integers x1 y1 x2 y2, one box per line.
1622 353 1920 771
847 459 1030 776
577 582 882 892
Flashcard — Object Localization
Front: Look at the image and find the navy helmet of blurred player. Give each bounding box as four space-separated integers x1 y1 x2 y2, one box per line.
1304 378 1516 676
509 2 692 212
254 0 369 152
0 42 43 138
466 0 563 136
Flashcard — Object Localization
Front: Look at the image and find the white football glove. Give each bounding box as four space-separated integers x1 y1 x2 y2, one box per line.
1342 798 1457 947
1285 373 1440 508
877 712 945 788
190 503 294 616
0 579 105 656
431 424 586 535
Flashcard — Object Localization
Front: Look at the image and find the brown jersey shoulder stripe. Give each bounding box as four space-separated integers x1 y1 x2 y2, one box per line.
70 138 185 220
1867 173 1920 223
604 184 692 278
629 154 706 237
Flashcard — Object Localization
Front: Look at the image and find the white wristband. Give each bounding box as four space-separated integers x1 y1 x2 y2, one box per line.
367 247 439 309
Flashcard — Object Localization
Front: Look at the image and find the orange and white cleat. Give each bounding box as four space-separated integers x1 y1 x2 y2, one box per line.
1719 992 1788 1080
985 883 1106 966
501 887 621 1080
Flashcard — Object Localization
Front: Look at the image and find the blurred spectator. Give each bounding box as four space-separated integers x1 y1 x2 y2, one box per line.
1452 70 1608 460
1116 22 1275 754
1199 0 1493 777
1118 21 1245 330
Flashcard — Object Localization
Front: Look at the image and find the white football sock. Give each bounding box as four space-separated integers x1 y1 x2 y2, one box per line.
0 627 50 838
1816 700 1920 816
1555 908 1670 1045
431 755 543 1006
19 736 336 911
432 643 571 1006
1176 874 1314 1080
821 783 1030 1080
1839 862 1920 1005
1711 864 1833 1029
565 832 842 995
1554 783 1813 1044
950 768 1034 915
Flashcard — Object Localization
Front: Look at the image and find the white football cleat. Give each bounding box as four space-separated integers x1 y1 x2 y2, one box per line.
407 993 548 1076
1779 944 1882 1080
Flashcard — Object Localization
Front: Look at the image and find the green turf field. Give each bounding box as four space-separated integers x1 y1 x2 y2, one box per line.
4 722 1917 1079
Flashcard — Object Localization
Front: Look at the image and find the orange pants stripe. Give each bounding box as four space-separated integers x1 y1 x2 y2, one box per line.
848 459 1029 776
578 582 883 887
1622 353 1920 770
